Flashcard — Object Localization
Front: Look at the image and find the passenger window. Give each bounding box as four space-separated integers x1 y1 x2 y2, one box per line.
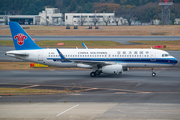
162 54 164 57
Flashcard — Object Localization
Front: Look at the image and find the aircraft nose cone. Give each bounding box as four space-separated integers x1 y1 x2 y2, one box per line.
176 59 178 64
173 58 178 65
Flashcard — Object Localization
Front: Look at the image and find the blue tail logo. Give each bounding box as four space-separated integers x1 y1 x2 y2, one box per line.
14 33 27 46
9 22 42 50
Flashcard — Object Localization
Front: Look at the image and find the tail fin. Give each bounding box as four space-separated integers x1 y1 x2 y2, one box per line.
9 22 42 50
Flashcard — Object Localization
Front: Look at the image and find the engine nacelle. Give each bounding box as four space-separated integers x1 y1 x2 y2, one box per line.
102 65 122 74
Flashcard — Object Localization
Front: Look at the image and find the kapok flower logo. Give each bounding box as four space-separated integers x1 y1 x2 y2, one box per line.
14 33 27 46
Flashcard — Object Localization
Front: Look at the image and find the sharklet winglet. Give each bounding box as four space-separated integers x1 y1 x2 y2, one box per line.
56 48 70 62
82 42 88 49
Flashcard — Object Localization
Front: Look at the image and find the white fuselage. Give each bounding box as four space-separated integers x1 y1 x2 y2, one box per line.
6 48 178 68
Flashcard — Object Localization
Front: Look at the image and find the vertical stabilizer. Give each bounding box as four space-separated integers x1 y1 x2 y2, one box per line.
9 22 42 50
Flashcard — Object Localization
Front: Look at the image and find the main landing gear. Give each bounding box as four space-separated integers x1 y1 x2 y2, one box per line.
90 70 102 77
152 67 156 77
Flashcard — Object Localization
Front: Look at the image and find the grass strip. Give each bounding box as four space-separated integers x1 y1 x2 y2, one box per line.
1 40 180 50
0 88 70 96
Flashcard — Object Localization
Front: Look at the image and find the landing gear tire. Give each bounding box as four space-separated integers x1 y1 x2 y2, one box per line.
90 72 96 77
152 72 156 77
95 70 101 75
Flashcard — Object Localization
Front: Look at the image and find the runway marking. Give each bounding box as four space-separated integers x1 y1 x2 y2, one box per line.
56 104 79 117
20 85 39 89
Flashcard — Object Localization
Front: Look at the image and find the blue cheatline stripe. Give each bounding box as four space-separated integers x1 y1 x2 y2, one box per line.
47 57 177 65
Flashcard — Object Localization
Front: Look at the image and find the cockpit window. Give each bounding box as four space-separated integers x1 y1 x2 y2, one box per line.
162 54 170 57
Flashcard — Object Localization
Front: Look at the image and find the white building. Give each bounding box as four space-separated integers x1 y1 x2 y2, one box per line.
7 15 39 25
0 15 7 25
39 8 62 25
174 18 180 25
65 13 119 26
153 19 160 25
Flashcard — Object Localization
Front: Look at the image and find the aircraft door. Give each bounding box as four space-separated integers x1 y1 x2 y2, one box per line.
150 51 156 61
38 51 43 61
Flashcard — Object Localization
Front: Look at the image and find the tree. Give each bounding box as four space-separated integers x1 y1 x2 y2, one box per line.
93 3 120 13
70 0 77 12
134 2 158 23
56 0 63 9
103 16 110 26
63 0 71 7
78 15 86 26
92 17 99 26
113 17 120 26
77 7 84 13
83 2 93 13
117 5 136 26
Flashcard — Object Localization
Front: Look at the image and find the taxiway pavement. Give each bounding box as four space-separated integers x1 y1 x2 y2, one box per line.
0 67 180 119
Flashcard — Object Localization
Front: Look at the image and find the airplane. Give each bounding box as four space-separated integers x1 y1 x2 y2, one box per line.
6 22 178 77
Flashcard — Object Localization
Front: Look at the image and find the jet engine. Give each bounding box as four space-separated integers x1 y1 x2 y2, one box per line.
102 65 122 74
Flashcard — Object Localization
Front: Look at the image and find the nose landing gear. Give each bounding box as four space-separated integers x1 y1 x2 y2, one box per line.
152 68 156 77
